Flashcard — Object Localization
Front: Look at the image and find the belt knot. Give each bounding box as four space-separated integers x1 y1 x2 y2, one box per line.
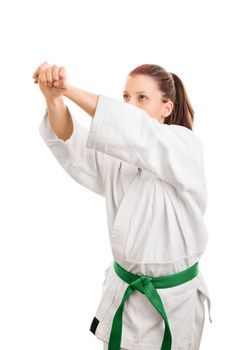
130 275 153 293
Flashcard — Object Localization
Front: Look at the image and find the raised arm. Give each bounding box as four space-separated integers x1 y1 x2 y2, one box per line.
34 62 112 196
63 85 99 118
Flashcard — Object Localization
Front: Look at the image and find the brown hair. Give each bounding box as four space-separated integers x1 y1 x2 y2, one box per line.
127 64 194 130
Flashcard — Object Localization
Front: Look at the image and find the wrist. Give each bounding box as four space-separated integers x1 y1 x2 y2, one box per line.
63 83 73 98
45 96 64 106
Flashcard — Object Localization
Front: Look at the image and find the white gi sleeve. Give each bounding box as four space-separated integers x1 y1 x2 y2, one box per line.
86 94 207 206
39 106 109 196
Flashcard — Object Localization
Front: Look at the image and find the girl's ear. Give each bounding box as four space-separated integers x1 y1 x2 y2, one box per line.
163 100 174 117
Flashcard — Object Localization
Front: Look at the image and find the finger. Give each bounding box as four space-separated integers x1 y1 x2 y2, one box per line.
32 66 40 79
32 61 50 79
38 69 46 85
45 67 53 87
32 70 38 79
41 61 50 68
58 67 67 81
52 65 59 82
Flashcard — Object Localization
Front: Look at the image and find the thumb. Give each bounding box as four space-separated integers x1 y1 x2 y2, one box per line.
53 79 66 88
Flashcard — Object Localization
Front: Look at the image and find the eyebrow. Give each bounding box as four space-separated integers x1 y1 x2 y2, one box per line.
123 90 148 94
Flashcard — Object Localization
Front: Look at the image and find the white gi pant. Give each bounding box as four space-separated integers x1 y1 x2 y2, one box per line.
102 289 205 350
190 289 205 350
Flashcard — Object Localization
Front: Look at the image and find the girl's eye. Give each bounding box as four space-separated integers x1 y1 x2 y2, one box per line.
139 95 146 100
123 94 128 99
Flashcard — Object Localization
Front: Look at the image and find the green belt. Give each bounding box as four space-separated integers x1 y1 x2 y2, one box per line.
108 261 199 350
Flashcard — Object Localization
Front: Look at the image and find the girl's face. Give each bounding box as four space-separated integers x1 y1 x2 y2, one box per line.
123 74 173 124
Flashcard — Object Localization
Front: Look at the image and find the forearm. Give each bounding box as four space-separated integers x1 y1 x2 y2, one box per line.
45 97 73 141
63 85 99 118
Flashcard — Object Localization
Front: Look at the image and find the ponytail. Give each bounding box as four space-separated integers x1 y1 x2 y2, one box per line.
164 72 194 130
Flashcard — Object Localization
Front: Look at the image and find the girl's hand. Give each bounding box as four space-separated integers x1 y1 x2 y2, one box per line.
32 61 69 100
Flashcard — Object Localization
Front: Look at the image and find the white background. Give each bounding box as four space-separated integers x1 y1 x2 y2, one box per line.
0 0 232 349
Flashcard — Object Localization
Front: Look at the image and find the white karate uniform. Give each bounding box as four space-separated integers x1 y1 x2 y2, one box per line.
39 94 212 350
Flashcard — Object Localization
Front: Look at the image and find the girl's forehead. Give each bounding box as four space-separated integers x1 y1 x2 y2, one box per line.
124 76 160 94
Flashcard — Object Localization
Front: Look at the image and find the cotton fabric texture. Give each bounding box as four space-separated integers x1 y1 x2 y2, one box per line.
39 94 212 349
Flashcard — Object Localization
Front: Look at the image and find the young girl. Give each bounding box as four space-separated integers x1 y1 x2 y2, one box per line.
33 62 212 350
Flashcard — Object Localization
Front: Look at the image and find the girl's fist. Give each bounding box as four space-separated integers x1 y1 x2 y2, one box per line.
32 62 68 100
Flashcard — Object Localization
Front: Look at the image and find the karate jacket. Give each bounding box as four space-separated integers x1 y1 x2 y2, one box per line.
38 94 212 349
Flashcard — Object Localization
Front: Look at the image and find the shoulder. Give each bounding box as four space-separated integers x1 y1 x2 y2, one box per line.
167 123 204 150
